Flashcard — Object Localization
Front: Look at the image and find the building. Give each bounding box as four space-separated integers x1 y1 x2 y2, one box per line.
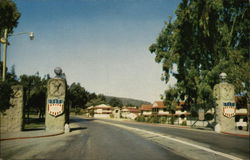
121 107 140 120
152 101 170 116
140 104 153 116
93 104 113 118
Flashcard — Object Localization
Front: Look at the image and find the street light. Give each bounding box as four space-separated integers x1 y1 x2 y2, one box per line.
0 29 34 81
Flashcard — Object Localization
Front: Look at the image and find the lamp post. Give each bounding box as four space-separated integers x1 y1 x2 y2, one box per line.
0 28 34 81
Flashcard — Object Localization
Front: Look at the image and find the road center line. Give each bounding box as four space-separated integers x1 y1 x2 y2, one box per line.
97 120 242 160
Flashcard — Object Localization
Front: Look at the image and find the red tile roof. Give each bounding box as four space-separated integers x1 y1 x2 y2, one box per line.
152 101 166 109
127 107 140 113
140 104 153 111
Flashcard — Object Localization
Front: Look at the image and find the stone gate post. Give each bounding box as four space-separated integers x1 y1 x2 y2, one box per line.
213 73 236 133
45 67 67 133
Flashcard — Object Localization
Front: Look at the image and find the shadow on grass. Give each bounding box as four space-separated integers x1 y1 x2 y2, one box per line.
23 128 45 131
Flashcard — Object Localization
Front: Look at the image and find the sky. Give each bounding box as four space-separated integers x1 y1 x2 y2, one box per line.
6 0 180 103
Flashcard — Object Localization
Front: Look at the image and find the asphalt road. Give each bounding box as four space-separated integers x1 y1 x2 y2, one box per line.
97 118 250 160
1 117 187 160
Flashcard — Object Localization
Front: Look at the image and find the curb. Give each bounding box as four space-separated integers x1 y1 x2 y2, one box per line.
0 132 64 141
221 131 250 138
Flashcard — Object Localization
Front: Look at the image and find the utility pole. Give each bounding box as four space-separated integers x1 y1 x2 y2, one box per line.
2 29 8 81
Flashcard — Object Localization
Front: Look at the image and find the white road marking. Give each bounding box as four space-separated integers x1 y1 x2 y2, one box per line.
97 120 243 160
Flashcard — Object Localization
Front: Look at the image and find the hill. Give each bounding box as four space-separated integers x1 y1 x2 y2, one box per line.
105 96 151 107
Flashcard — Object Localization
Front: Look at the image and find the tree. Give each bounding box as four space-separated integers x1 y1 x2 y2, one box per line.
0 0 21 36
86 94 107 107
68 83 89 109
20 73 48 122
0 81 12 112
0 65 18 113
109 97 123 108
149 0 249 111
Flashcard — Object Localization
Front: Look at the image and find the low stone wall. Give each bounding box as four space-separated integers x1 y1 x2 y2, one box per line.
0 85 24 133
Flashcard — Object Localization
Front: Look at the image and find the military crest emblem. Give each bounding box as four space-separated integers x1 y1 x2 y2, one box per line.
223 106 236 118
48 99 64 116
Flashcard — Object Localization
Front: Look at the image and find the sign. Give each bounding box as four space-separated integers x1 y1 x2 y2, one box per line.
198 109 205 121
48 99 64 116
223 102 235 106
223 106 236 118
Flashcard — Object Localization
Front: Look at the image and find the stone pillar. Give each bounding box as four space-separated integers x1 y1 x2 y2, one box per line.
0 85 24 133
45 68 67 133
213 73 236 133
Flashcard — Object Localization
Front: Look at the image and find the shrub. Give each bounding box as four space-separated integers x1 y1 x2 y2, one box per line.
181 120 187 126
159 117 167 123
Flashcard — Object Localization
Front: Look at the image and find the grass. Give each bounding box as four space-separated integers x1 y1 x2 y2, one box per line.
24 114 45 130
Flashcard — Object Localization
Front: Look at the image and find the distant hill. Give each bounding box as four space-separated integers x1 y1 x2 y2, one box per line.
105 96 151 107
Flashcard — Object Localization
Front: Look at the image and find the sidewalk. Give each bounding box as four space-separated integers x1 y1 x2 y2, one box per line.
0 130 64 141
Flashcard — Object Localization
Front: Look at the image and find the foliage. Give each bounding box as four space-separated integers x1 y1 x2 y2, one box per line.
181 120 187 126
86 94 107 107
0 65 19 113
0 81 12 112
20 73 49 120
148 116 160 123
135 115 145 122
108 97 123 107
105 96 150 107
149 0 250 111
159 117 167 123
68 82 89 109
0 0 21 36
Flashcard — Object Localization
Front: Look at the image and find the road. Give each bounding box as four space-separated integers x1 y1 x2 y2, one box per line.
1 117 249 160
1 117 186 160
97 118 249 159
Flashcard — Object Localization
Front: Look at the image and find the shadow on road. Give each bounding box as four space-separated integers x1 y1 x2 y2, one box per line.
69 117 95 123
70 127 87 132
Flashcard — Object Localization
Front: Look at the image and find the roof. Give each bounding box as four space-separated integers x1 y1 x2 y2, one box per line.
140 104 153 111
127 107 140 113
152 101 166 109
94 104 113 109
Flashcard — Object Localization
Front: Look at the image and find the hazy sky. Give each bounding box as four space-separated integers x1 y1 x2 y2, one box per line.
7 0 180 103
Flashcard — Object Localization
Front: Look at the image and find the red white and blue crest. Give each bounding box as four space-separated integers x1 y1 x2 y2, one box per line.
48 99 64 116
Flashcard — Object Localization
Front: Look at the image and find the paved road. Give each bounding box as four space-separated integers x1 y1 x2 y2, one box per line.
97 118 249 160
1 117 187 160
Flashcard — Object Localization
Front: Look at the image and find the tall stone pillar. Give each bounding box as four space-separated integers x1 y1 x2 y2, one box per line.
213 73 236 133
0 85 24 133
45 67 67 133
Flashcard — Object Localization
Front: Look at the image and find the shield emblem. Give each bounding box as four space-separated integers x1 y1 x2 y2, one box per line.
223 106 236 118
48 99 64 116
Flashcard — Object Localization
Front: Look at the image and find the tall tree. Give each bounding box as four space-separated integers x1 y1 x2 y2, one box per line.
149 0 249 111
109 97 123 108
0 0 21 36
68 82 89 109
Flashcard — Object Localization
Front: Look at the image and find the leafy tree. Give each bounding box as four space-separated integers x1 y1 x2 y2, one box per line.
0 81 12 112
149 0 249 111
109 97 123 107
0 65 19 113
20 73 48 122
86 94 107 107
0 0 21 36
68 82 89 109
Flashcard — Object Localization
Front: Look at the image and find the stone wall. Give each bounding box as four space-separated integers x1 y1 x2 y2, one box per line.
0 85 24 133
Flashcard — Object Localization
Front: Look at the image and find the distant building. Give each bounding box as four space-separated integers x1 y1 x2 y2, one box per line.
152 101 170 116
140 104 153 116
93 104 113 118
121 107 140 119
112 107 121 119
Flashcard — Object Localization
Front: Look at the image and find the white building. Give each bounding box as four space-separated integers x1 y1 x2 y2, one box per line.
93 104 113 118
